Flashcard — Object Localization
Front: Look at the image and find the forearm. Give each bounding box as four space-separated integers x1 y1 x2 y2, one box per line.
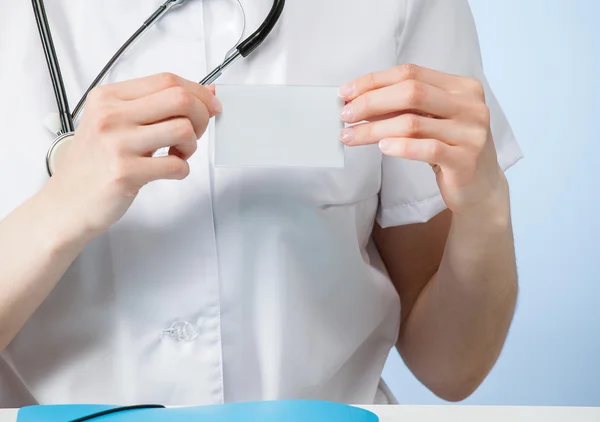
0 183 89 350
398 175 518 401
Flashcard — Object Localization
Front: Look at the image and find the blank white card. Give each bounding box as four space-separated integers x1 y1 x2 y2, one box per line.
214 85 345 168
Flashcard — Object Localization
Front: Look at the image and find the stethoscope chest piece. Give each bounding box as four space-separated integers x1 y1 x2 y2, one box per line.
46 132 75 177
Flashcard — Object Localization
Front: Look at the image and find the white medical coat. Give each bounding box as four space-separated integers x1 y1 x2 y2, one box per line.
0 0 522 407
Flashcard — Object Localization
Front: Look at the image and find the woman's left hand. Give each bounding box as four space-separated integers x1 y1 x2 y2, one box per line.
338 64 507 217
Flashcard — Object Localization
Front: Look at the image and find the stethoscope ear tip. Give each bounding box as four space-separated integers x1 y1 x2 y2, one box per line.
43 112 63 135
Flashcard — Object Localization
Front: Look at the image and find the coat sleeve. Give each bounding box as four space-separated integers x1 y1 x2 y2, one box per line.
377 0 523 228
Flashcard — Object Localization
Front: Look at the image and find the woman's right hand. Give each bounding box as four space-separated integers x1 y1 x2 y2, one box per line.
44 72 222 241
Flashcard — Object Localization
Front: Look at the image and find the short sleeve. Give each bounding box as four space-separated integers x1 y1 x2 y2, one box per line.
376 0 523 228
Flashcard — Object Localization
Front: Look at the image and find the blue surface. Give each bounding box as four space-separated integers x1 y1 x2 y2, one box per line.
18 400 379 422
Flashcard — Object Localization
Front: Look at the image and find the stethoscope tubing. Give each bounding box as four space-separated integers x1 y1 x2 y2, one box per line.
31 0 75 134
32 0 285 137
71 0 187 122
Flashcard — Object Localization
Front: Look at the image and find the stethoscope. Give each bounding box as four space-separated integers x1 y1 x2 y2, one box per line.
31 0 285 176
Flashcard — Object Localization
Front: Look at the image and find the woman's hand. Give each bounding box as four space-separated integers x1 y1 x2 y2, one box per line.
338 64 507 218
45 72 222 241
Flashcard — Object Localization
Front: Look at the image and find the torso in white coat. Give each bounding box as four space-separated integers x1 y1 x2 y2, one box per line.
0 0 521 407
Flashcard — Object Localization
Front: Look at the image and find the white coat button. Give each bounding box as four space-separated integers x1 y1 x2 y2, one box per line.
160 321 198 342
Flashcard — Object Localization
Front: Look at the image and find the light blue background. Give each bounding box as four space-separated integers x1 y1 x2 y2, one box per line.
383 0 600 407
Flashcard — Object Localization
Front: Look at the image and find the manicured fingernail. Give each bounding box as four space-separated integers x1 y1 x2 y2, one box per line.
338 83 355 99
379 139 391 153
212 96 223 113
341 105 354 121
341 128 355 144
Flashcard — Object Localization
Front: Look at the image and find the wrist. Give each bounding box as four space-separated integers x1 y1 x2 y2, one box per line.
35 180 95 255
452 170 511 236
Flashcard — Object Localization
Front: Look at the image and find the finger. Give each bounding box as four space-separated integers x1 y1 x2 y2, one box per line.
126 118 198 159
166 140 196 162
97 73 222 116
96 73 184 99
339 64 478 101
126 86 211 138
158 81 221 117
102 73 207 102
341 114 473 147
378 137 456 166
341 80 463 124
133 155 191 184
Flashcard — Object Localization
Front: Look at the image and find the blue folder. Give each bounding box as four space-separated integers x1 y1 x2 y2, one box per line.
18 400 379 421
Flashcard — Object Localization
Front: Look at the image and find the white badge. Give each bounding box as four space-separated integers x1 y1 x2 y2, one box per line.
214 85 346 168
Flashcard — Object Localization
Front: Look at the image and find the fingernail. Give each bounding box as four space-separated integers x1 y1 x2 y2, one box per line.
338 83 355 99
379 139 391 153
212 96 223 113
341 128 355 144
341 105 354 121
